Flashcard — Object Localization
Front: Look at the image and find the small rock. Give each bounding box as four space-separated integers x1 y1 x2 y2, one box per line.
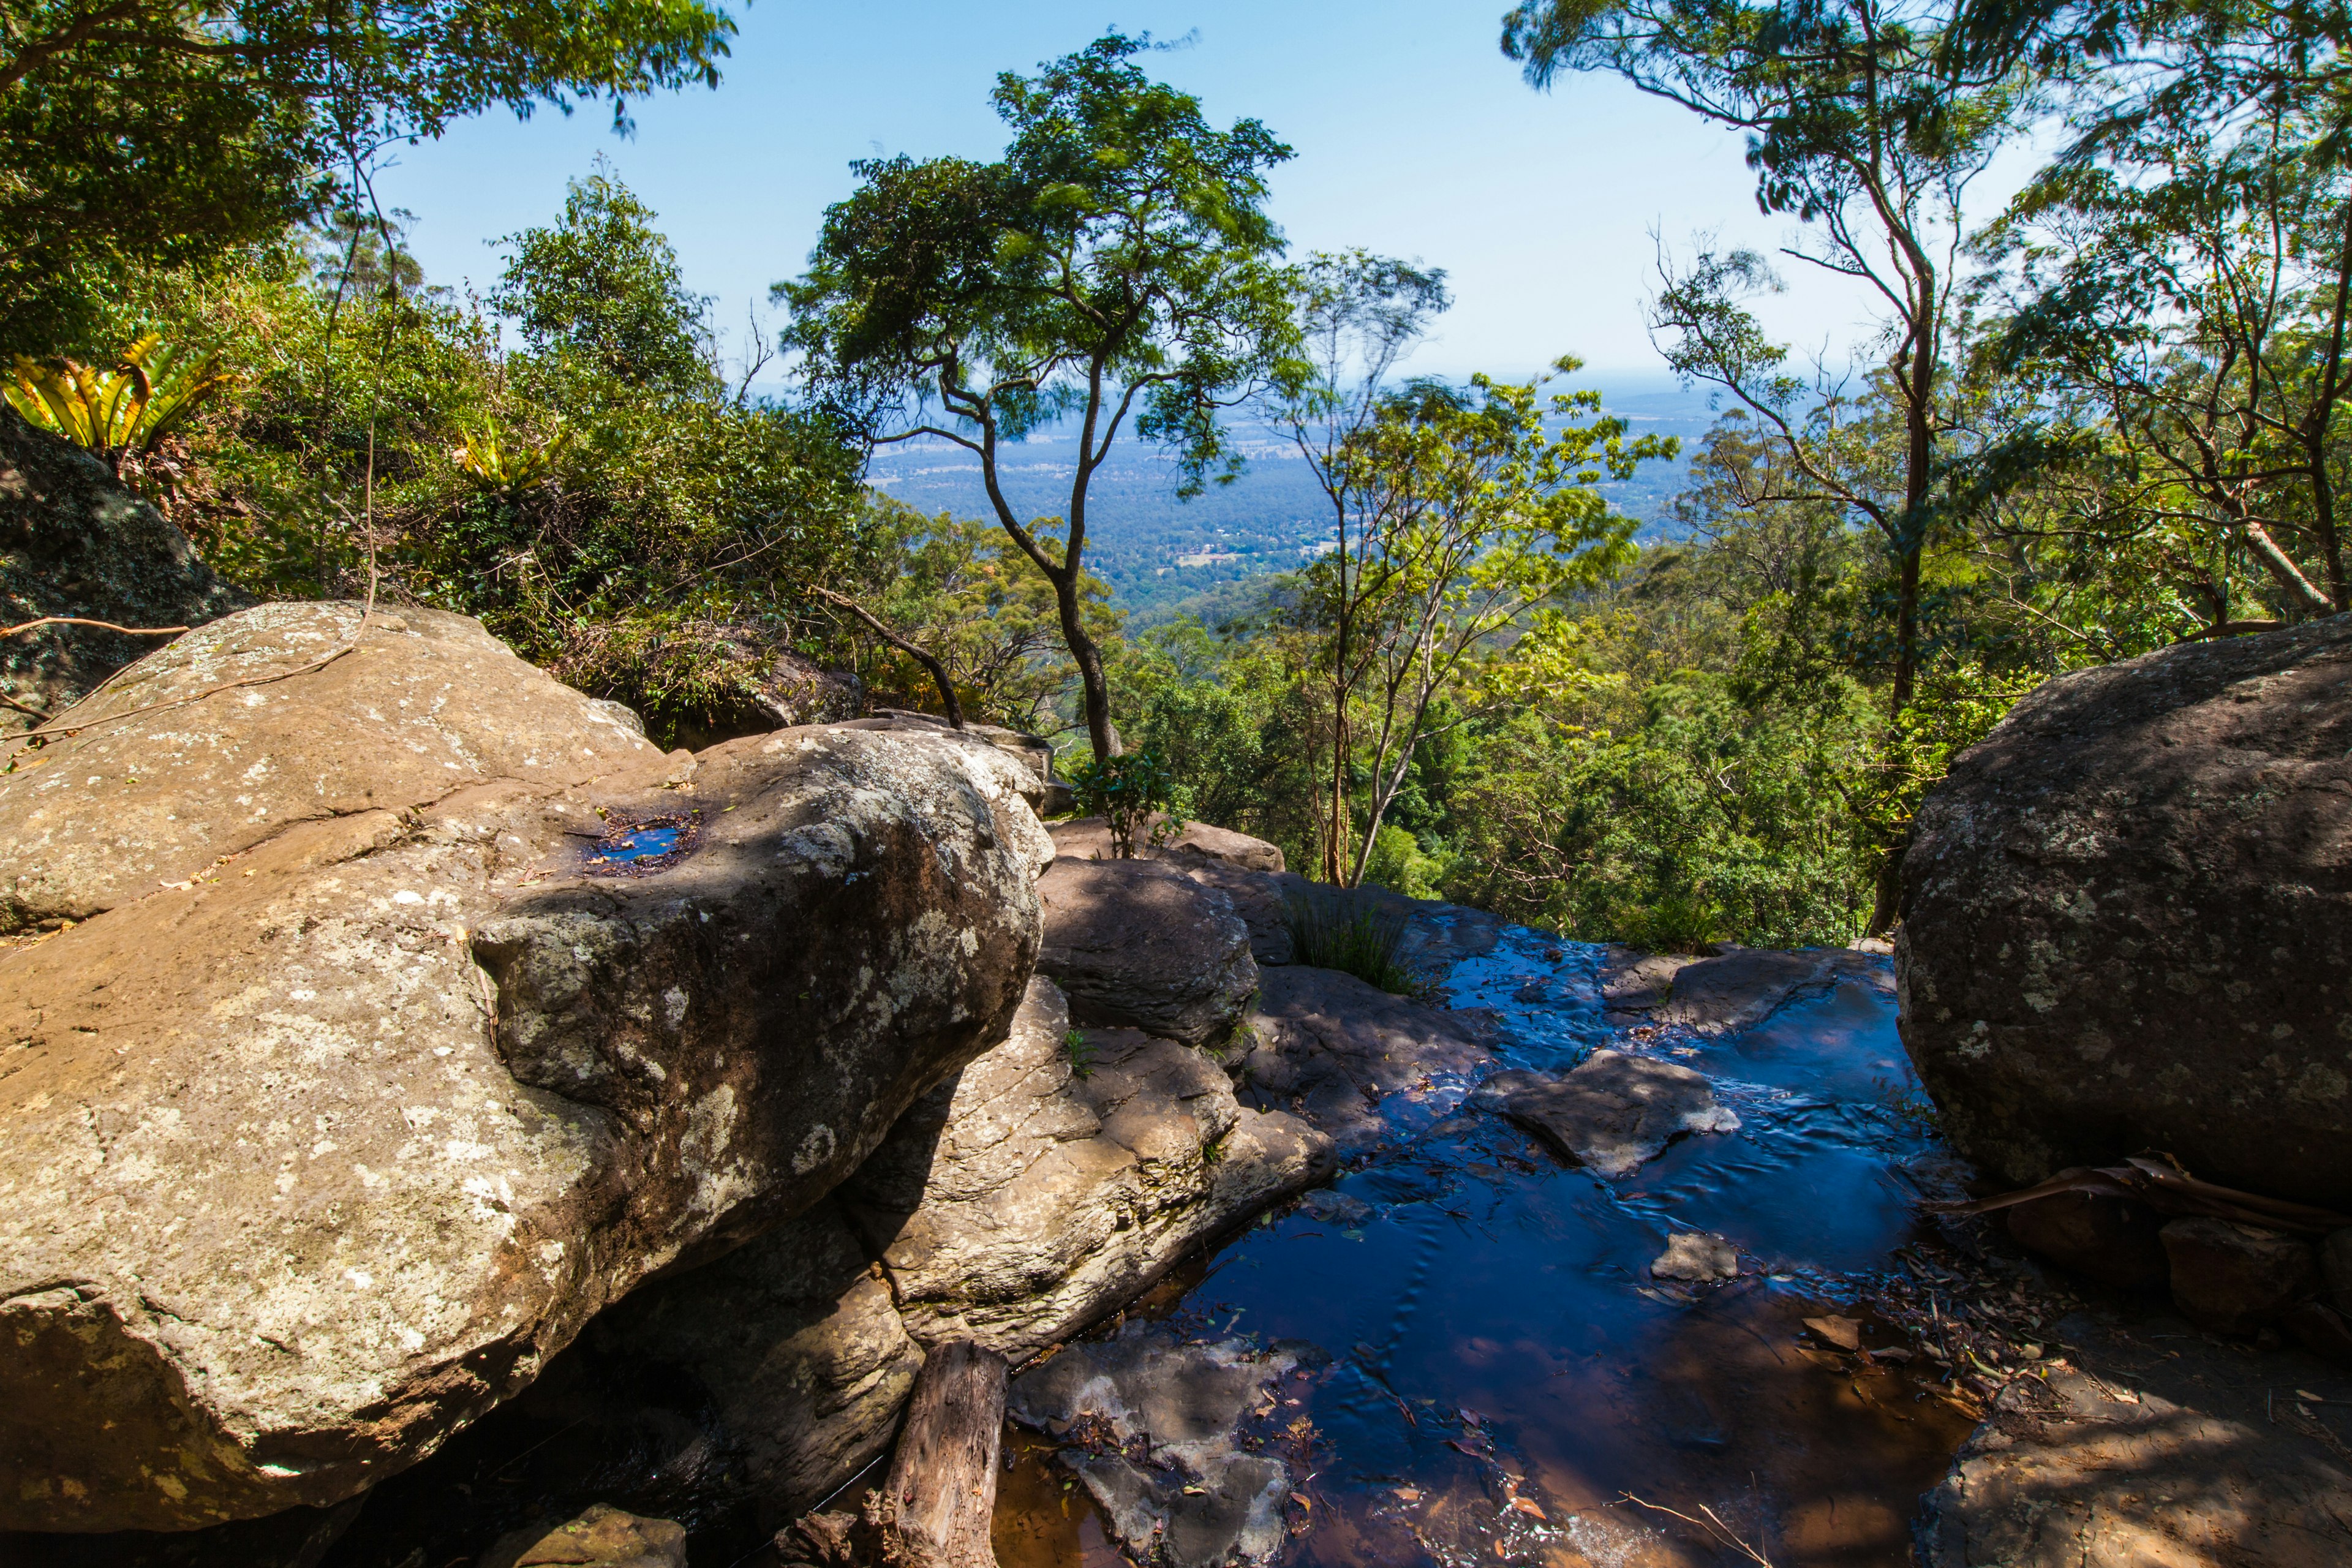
2160 1218 2320 1338
479 1504 687 1568
1009 1326 1319 1568
1804 1314 1864 1351
1651 1232 1740 1281
2002 1177 2170 1292
1481 1050 1740 1177
2323 1227 2352 1316
1300 1188 1374 1227
2283 1300 2352 1368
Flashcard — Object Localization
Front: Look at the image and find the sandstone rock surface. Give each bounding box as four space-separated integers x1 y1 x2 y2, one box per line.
566 978 1330 1521
1048 815 1287 873
1242 964 1496 1154
0 407 252 734
480 1504 688 1568
1037 857 1259 1045
578 1202 922 1518
1898 615 2352 1208
0 609 1051 1532
843 977 1333 1360
1476 1052 1740 1177
1651 1232 1740 1281
0 602 656 930
1921 1313 2352 1567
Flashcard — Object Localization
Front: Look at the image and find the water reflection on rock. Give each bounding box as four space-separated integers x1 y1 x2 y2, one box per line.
998 923 1979 1568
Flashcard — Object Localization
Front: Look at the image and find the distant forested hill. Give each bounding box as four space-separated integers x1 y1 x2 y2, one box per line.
864 379 1717 616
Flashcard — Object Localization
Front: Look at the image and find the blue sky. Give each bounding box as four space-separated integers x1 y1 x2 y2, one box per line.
375 1 1975 391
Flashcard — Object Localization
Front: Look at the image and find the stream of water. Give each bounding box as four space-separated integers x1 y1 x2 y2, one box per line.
993 924 1976 1568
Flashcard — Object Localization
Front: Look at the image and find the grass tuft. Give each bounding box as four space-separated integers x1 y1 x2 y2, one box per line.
1281 887 1440 999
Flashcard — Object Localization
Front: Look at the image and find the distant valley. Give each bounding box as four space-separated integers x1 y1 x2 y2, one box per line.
863 379 1721 617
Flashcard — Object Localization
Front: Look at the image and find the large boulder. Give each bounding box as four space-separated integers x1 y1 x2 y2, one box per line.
842 977 1333 1359
0 405 252 734
556 978 1330 1521
0 604 1050 1532
1899 616 2352 1209
1036 858 1259 1046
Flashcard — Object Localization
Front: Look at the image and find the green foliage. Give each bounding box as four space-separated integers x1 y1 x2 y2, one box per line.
5 332 233 470
1063 1028 1097 1079
492 172 716 399
782 31 1301 763
1066 748 1191 855
0 0 737 354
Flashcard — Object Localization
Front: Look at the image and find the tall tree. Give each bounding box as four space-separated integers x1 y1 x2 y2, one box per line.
1263 249 1452 882
1503 0 2027 718
781 32 1298 764
1327 364 1670 885
1 0 736 352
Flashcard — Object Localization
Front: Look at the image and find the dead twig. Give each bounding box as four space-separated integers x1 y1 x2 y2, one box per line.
3 616 190 639
1618 1491 1774 1567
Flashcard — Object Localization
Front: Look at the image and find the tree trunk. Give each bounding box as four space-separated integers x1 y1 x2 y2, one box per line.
876 1340 1007 1568
1054 569 1119 766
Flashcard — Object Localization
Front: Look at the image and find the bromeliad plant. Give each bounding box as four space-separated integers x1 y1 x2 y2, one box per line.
4 333 233 475
451 417 573 496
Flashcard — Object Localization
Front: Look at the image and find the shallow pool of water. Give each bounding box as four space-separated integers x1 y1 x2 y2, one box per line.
996 926 1975 1568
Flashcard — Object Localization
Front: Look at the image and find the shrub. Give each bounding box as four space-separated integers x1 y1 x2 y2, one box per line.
1066 748 1191 856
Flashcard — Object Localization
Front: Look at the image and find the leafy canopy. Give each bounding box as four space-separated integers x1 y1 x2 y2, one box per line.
1 0 737 352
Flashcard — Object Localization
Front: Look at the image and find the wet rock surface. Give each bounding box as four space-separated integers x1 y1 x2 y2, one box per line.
1240 963 1498 1155
1008 1327 1321 1568
1474 1050 1741 1177
0 405 253 734
1920 1313 2352 1568
1036 856 1260 1045
1656 946 1890 1036
843 978 1333 1360
0 611 1051 1532
1898 613 2352 1210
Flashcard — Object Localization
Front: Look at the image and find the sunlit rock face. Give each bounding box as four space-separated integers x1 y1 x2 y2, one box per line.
1898 613 2352 1211
0 603 1050 1532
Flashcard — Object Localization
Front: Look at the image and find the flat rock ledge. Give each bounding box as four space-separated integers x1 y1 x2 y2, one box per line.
1920 1313 2352 1567
0 605 1052 1533
1474 1051 1740 1177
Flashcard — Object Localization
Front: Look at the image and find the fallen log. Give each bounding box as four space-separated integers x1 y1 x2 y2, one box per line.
774 1338 1008 1568
880 1340 1008 1568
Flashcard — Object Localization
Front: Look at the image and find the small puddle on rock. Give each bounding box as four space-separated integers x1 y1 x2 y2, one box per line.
998 925 1978 1568
577 812 702 876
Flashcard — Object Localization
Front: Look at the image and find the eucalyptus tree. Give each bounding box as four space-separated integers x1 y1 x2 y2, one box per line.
1969 0 2352 621
1503 0 2031 718
0 0 736 352
782 32 1298 764
1327 362 1674 886
1262 249 1452 881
